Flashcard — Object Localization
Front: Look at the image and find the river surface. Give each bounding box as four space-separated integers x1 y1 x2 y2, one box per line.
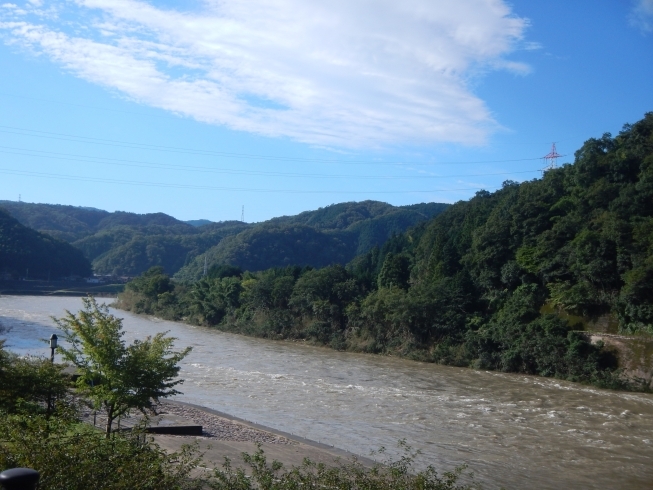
1 295 652 489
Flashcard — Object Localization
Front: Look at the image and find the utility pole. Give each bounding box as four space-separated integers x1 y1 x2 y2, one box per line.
49 334 58 364
47 334 58 417
542 143 563 172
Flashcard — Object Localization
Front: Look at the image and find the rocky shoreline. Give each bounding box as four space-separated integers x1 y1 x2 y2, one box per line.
158 402 294 444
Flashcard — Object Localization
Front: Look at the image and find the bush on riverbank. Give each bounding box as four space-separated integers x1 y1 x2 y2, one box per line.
1 412 476 490
0 413 204 490
212 442 476 490
117 264 627 389
0 341 70 414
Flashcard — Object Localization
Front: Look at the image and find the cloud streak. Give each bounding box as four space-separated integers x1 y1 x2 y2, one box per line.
630 0 653 33
1 0 530 147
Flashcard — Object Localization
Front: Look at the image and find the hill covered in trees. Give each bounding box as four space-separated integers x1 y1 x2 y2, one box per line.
72 221 250 277
0 208 91 279
0 202 188 242
0 201 252 276
174 201 448 281
0 200 447 277
117 112 653 390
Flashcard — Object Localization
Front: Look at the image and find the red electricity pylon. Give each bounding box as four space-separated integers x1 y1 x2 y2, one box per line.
542 143 562 171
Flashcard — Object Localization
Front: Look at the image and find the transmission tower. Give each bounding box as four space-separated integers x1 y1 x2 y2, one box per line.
203 255 208 277
542 143 562 171
241 205 245 222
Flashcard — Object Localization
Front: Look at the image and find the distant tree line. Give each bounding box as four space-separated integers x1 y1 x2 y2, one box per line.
1 199 447 277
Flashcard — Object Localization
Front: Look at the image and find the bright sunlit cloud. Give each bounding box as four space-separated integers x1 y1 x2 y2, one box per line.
0 0 530 147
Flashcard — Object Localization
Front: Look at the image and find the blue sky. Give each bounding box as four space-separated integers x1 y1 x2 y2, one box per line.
0 0 651 223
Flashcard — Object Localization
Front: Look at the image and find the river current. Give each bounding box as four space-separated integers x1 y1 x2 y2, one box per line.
1 295 652 489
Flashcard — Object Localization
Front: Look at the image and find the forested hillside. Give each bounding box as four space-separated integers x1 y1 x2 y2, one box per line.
0 209 91 279
267 201 446 230
0 202 189 242
0 201 251 276
1 200 446 277
117 112 653 390
174 201 448 281
73 222 250 276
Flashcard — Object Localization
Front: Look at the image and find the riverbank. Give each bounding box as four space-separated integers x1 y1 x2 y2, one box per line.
114 275 652 393
116 304 653 392
79 398 375 471
156 401 375 470
0 280 123 297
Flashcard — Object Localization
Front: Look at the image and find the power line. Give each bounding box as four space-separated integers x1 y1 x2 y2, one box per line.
0 125 544 166
0 167 504 194
542 142 563 171
0 146 541 181
0 91 172 120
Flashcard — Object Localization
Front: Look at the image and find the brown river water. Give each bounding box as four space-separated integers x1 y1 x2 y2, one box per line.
1 295 652 489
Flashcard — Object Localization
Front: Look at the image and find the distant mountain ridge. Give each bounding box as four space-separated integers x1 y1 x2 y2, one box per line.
174 201 448 281
184 219 213 227
0 202 192 242
0 200 448 277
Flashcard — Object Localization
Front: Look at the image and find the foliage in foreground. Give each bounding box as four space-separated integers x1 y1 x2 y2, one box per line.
0 413 475 490
0 413 204 490
0 340 69 415
210 442 476 490
0 339 198 489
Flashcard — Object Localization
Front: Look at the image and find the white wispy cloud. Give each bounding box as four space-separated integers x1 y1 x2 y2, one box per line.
0 0 530 147
630 0 653 33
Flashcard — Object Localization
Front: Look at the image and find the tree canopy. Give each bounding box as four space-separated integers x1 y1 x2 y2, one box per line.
54 297 191 436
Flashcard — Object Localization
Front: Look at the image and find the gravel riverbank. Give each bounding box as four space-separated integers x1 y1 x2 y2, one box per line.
158 402 294 444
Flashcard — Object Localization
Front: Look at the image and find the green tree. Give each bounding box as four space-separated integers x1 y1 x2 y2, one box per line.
377 252 411 289
0 340 70 415
54 297 191 437
190 276 242 325
117 266 178 315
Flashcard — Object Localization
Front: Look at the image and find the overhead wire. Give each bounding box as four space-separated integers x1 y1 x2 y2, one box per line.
0 167 502 194
0 121 544 195
0 125 545 166
0 145 542 180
